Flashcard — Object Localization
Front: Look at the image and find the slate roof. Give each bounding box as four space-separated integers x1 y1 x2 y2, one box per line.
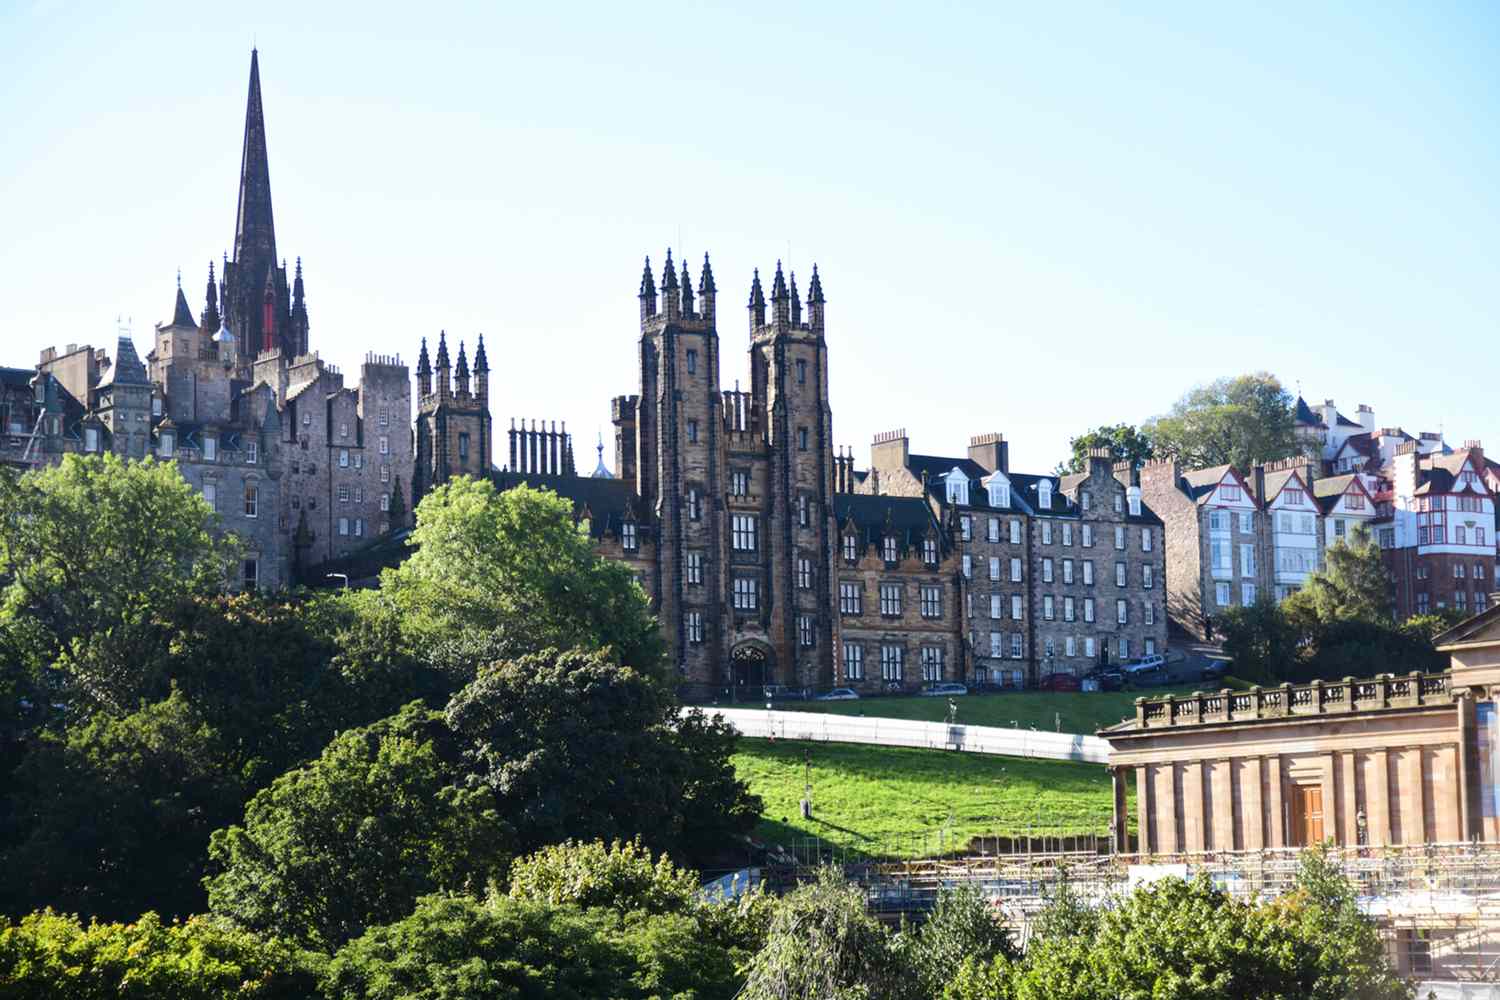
97 335 148 388
905 452 1025 513
1294 396 1324 428
1180 464 1236 502
1 367 34 390
833 493 942 550
491 470 646 541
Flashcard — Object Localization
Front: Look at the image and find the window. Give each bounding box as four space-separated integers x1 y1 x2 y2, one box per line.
1242 582 1257 604
1084 597 1095 622
987 517 999 543
880 583 902 616
1417 592 1430 614
1066 635 1077 657
1009 519 1022 544
1044 637 1056 658
798 615 815 647
843 534 858 562
881 645 904 681
1043 595 1055 620
152 396 163 417
797 426 809 451
1143 565 1154 589
242 558 258 590
1041 520 1053 544
961 554 972 579
921 646 944 682
338 517 349 536
379 492 389 511
1221 484 1242 502
159 432 174 458
798 494 809 527
733 577 758 610
686 551 703 585
378 409 389 428
1118 637 1130 660
922 537 938 566
1042 558 1054 583
379 435 389 455
1062 523 1073 546
1083 560 1094 585
1085 637 1096 659
840 582 862 614
1239 511 1253 534
1240 543 1256 577
1117 599 1128 624
1456 590 1468 612
731 471 749 497
795 358 807 384
1346 492 1365 510
354 454 364 470
339 485 350 503
988 556 1000 581
961 516 973 542
843 643 864 680
1141 528 1153 552
687 488 701 521
1010 557 1022 582
732 515 757 551
1456 563 1467 579
1010 633 1023 658
458 433 469 462
1038 481 1052 508
1064 596 1075 621
990 595 1003 620
989 632 1003 657
1115 562 1126 587
1081 490 1091 511
883 536 898 563
302 411 311 427
685 348 698 374
1113 492 1123 513
622 521 639 551
243 483 259 518
797 556 813 589
354 518 364 537
1477 563 1488 580
1145 637 1156 656
84 426 99 452
921 585 942 618
336 422 347 440
686 419 698 443
946 474 969 506
380 463 390 483
1011 595 1024 620
1063 559 1074 584
1114 525 1125 550
202 436 217 461
989 480 1010 507
338 448 349 468
1082 524 1093 547
686 612 703 643
203 483 217 510
1129 493 1141 517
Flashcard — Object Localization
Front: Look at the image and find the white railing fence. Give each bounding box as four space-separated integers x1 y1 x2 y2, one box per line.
692 707 1111 765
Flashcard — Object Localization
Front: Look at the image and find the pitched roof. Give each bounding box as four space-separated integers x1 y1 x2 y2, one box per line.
1294 396 1324 427
1180 464 1238 502
97 335 149 388
490 471 645 540
834 493 941 549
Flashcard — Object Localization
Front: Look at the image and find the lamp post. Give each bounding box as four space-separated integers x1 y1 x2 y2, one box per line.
800 748 813 820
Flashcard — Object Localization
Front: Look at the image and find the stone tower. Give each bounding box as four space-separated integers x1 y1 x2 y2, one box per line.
749 262 836 688
413 331 492 505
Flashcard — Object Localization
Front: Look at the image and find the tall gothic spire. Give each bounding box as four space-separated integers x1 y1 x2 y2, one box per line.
202 261 220 331
234 49 277 273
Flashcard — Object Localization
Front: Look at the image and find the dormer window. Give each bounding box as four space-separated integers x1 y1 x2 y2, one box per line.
204 435 217 462
883 536 898 563
622 520 639 552
158 429 175 458
152 396 162 417
84 426 99 452
988 478 1010 508
1128 489 1141 517
945 469 969 506
843 533 858 562
922 537 938 566
1038 481 1053 509
246 441 258 465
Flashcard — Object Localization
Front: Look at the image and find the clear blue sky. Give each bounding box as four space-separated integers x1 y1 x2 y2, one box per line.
2 2 1495 473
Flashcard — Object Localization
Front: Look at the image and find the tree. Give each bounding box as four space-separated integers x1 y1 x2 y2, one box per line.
443 647 760 870
1284 525 1392 626
505 838 700 916
1144 373 1304 471
1218 599 1303 685
1055 425 1154 476
206 703 509 949
897 884 1016 998
0 909 318 1000
383 479 663 680
0 455 237 715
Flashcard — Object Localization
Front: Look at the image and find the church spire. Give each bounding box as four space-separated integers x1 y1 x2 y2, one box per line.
234 49 277 274
202 261 220 331
172 271 196 327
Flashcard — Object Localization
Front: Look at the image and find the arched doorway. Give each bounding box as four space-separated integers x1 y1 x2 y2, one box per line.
731 641 773 694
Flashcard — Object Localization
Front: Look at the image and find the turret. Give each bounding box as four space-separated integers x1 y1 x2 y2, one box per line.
638 256 657 324
416 336 432 396
808 264 825 331
290 256 308 355
473 333 489 406
661 248 679 321
770 260 789 326
698 253 716 324
201 261 221 332
435 330 451 400
748 268 766 330
454 339 470 397
171 271 195 328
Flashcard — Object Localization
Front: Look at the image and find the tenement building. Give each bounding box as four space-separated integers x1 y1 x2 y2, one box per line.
1 52 414 586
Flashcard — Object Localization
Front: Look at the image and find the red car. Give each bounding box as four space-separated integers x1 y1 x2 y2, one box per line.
1037 672 1081 692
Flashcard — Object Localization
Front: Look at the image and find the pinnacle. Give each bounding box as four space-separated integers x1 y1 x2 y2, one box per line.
699 252 716 294
661 248 678 290
748 268 765 309
639 256 656 297
770 260 788 300
808 263 825 304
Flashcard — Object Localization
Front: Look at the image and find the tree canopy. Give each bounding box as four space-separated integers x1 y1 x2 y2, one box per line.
1144 372 1305 471
1055 424 1154 476
1283 524 1392 626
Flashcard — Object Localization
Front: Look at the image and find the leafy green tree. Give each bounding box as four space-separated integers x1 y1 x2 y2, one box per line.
444 647 760 870
0 909 319 1000
322 892 738 1000
0 454 237 715
505 838 700 916
897 884 1016 999
206 703 509 949
1218 599 1303 684
1284 524 1392 626
1055 425 1154 476
1144 373 1304 471
383 479 662 679
1299 619 1445 683
0 690 243 921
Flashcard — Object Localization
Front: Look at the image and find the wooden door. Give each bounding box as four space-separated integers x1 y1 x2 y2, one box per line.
1290 785 1324 846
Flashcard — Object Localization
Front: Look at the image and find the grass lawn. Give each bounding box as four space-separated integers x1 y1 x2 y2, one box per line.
732 738 1123 860
773 685 1207 735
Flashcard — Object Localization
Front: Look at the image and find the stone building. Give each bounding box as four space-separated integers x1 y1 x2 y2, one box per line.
412 332 493 505
2 51 413 586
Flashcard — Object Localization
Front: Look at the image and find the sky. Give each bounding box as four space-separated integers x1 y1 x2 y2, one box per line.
1 2 1496 474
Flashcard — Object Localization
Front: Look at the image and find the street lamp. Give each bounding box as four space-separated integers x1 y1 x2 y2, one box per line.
800 748 813 820
325 572 349 589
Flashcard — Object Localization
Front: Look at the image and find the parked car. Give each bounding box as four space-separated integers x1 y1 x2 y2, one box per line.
1199 659 1229 682
919 682 968 697
1037 672 1082 692
762 684 806 702
1122 654 1166 676
815 687 861 701
1085 669 1124 692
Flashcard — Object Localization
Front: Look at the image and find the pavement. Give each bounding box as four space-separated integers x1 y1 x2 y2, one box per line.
1128 642 1232 689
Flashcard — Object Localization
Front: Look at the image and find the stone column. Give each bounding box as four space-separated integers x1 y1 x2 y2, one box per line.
1370 749 1391 847
1154 763 1180 855
1243 758 1265 850
1211 759 1234 851
1400 749 1426 844
1456 691 1477 840
1266 756 1285 848
1111 767 1129 854
1340 752 1359 847
1135 765 1151 855
1183 761 1205 853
